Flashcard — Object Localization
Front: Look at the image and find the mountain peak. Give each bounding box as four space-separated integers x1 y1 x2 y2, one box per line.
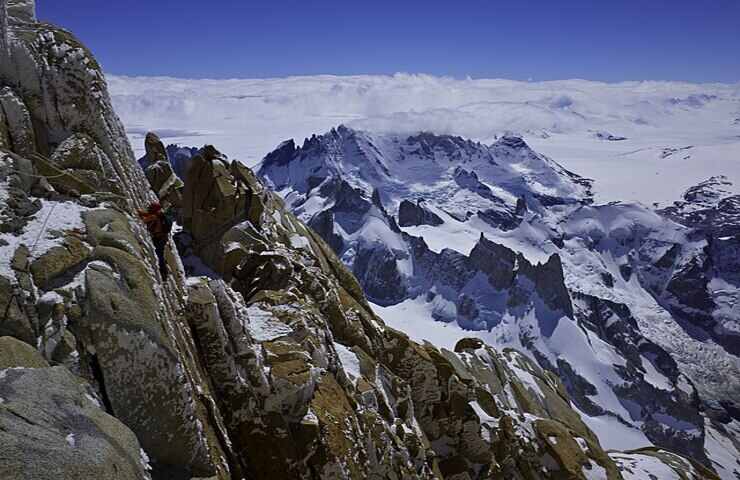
494 134 528 149
683 175 733 205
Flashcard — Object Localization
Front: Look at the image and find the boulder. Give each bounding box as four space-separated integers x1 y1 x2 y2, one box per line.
232 249 292 299
50 133 120 195
83 208 142 256
0 335 48 368
0 366 151 480
29 233 91 289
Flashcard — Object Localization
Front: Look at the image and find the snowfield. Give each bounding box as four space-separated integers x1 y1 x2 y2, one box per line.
108 74 740 205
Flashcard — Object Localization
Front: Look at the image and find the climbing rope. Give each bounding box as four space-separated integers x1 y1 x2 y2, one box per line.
24 153 83 180
1 151 95 330
1 202 57 327
19 170 74 180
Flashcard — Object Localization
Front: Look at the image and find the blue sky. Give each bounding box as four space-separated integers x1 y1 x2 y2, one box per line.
38 0 740 82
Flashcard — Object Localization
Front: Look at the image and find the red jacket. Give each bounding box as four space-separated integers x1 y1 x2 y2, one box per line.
138 210 167 240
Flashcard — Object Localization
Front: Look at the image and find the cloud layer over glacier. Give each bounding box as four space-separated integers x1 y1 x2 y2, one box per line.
108 74 740 204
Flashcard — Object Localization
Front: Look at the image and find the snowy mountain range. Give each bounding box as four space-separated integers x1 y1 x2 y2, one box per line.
108 74 740 205
256 126 740 477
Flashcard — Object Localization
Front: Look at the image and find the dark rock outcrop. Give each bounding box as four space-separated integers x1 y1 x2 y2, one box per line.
656 176 740 355
398 199 444 227
165 143 199 179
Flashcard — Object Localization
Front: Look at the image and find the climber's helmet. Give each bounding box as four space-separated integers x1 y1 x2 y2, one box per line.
148 202 162 214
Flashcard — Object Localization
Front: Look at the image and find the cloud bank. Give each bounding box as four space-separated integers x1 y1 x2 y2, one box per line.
108 74 740 204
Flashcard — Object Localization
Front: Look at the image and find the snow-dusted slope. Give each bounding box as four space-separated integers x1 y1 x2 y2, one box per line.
108 74 740 204
258 126 740 478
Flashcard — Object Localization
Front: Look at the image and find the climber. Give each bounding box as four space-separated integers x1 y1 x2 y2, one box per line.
137 202 173 280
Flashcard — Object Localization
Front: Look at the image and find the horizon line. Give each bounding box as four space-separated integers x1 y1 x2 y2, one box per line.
105 72 740 87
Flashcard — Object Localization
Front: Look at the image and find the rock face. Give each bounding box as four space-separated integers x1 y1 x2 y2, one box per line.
0 87 36 157
399 199 444 227
0 2 729 480
0 3 230 477
0 0 152 205
657 175 740 356
6 0 34 24
1 365 152 480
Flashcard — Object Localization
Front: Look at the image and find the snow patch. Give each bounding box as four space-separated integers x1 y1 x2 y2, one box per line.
0 199 87 278
334 342 362 386
245 306 293 341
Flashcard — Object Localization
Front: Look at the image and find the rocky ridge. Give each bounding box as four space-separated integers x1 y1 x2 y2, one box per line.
0 2 728 479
